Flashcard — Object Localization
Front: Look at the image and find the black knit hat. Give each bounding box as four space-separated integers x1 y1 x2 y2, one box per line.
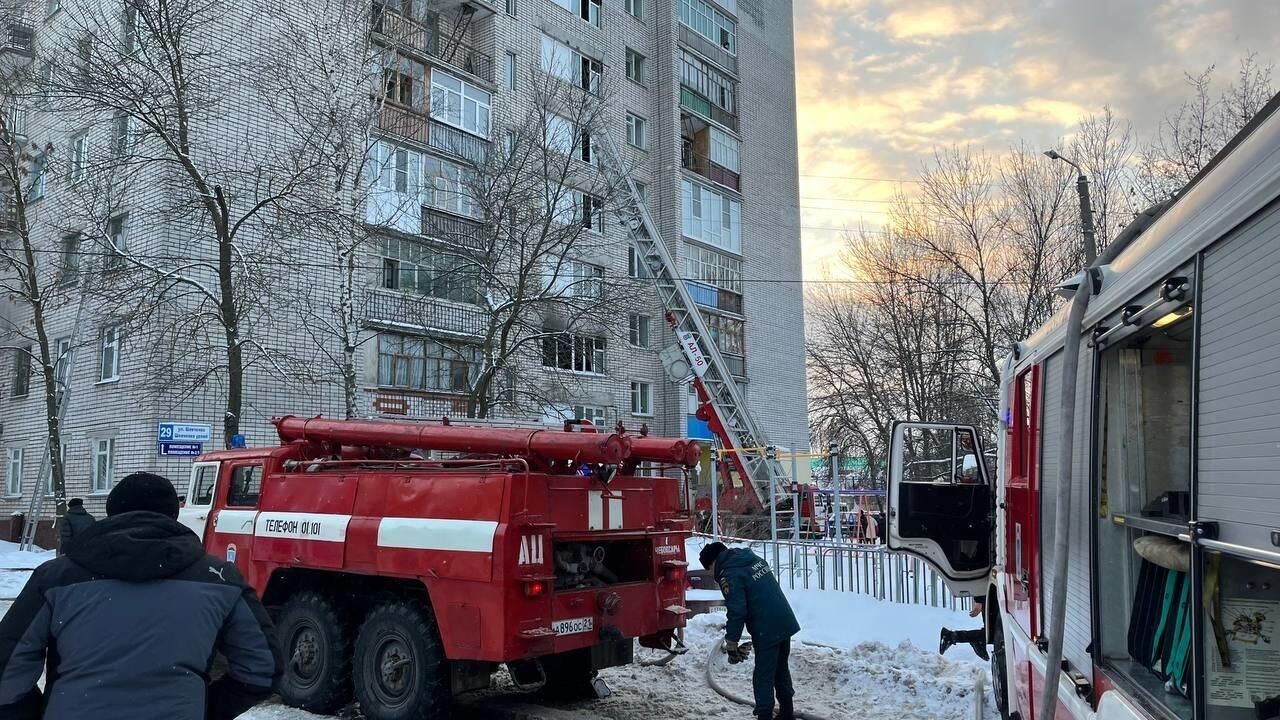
699 541 728 570
67 498 84 508
106 472 180 519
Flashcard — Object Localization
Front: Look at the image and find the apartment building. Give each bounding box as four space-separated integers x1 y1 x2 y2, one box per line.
0 0 806 541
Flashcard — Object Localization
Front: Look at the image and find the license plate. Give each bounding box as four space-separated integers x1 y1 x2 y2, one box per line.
552 616 594 636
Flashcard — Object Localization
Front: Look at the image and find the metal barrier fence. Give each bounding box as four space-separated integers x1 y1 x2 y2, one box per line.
694 534 974 613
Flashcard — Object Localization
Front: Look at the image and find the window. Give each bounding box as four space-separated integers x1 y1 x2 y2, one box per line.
376 333 481 393
681 51 736 114
59 234 81 285
69 131 89 183
384 54 427 110
123 4 143 53
685 244 742 292
190 465 216 506
504 52 517 91
624 0 642 19
542 330 606 374
573 405 606 424
630 381 653 416
98 325 121 382
551 0 600 26
431 70 490 138
11 346 32 397
705 313 744 355
54 337 72 396
505 0 516 14
626 49 647 84
540 35 601 94
380 237 482 304
46 0 60 17
29 153 47 200
368 142 477 221
681 179 741 253
227 465 262 507
548 259 604 299
629 314 651 348
5 449 22 496
106 213 128 267
626 113 647 150
5 106 27 139
112 112 137 155
634 181 648 204
627 246 651 279
91 438 114 493
552 189 603 232
709 126 740 172
679 0 737 54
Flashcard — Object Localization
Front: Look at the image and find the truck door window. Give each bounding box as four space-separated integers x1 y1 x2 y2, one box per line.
1203 553 1280 718
227 465 263 507
190 465 216 505
897 425 990 572
1095 311 1194 719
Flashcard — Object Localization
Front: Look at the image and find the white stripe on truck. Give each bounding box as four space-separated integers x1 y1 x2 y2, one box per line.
377 517 498 553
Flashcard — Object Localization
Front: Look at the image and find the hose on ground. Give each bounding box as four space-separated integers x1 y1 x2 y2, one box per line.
704 639 830 720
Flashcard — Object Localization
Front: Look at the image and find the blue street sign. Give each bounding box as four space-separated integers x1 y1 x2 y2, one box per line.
159 442 203 457
157 422 212 443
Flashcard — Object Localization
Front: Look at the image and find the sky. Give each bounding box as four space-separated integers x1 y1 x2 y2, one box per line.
792 0 1280 279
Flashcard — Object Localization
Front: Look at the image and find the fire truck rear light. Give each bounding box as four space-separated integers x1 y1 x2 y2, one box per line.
523 580 547 598
663 559 688 582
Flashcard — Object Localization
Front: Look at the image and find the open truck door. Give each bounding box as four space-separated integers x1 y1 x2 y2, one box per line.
887 422 993 597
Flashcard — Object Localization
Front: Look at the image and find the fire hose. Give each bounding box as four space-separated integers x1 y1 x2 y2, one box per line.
704 640 831 720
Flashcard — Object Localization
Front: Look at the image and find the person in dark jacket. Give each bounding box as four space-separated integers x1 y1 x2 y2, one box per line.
56 498 94 552
701 542 801 720
0 472 282 720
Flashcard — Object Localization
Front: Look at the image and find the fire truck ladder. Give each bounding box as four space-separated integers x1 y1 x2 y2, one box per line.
596 132 789 511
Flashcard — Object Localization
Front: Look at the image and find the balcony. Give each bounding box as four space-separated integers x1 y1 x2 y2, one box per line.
372 5 495 83
679 23 737 76
377 104 489 165
680 86 737 133
0 22 35 69
682 140 740 192
364 289 488 337
722 352 746 379
422 207 486 251
686 280 744 315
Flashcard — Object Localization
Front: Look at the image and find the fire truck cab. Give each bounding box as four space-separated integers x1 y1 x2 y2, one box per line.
885 95 1280 720
178 416 697 720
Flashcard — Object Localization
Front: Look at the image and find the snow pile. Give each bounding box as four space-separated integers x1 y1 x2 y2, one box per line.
0 540 54 600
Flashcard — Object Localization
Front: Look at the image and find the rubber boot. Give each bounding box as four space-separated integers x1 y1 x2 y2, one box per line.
775 697 795 720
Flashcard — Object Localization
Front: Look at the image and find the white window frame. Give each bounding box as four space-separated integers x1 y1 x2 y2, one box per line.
629 314 651 348
542 331 607 375
106 212 128 266
430 70 491 139
5 106 27 139
98 324 121 382
5 449 22 497
69 131 89 184
709 126 740 172
540 35 601 94
626 113 648 150
685 244 742 292
681 178 741 253
45 0 61 17
680 0 736 55
548 258 604 299
504 51 517 91
91 438 115 493
54 337 72 393
630 381 653 416
573 405 607 424
624 0 642 20
626 48 647 84
627 246 651 279
29 153 47 200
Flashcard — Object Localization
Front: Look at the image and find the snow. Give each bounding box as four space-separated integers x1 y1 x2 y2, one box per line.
0 540 55 600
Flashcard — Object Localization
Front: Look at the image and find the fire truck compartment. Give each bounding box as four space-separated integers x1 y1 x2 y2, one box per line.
551 539 654 589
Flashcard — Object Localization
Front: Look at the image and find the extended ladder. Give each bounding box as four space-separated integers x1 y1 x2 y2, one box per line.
596 132 790 511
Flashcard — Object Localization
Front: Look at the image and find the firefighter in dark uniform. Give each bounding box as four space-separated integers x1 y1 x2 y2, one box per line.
700 542 800 720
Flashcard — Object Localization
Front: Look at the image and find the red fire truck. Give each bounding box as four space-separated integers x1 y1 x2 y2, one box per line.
177 416 698 719
885 95 1280 720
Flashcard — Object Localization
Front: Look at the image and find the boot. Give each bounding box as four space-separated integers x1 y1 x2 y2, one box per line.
775 697 795 720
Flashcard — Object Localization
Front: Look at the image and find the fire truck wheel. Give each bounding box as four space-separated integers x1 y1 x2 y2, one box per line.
354 600 450 720
276 591 354 713
540 648 597 700
991 637 1010 720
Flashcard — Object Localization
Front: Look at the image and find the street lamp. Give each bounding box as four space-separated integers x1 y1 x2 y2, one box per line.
1044 150 1098 264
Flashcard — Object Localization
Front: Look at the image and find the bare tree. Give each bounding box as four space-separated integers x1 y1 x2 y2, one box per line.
45 0 326 444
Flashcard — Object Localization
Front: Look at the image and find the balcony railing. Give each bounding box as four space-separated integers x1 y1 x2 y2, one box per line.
364 289 488 337
421 207 486 251
722 352 746 378
682 140 740 192
1 23 35 64
679 23 738 75
372 6 495 83
680 86 738 132
686 280 744 315
377 105 489 165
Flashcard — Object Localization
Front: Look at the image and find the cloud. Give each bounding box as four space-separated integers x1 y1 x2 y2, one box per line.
884 4 1015 39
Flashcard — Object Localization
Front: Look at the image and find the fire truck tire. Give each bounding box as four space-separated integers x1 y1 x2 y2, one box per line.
354 601 450 720
540 648 596 700
276 591 354 713
991 637 1010 720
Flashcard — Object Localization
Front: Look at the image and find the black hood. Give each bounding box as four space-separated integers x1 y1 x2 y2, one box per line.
64 511 207 582
715 547 758 574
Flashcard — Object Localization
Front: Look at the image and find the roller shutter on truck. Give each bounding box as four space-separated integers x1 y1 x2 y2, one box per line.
1197 201 1280 551
1037 347 1094 675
